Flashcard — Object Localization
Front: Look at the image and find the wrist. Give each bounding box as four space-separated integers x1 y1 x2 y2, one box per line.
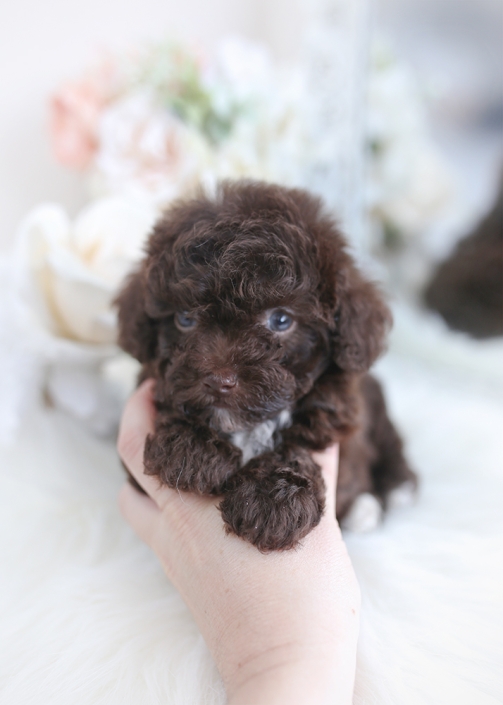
226 620 359 705
227 649 355 705
227 666 325 705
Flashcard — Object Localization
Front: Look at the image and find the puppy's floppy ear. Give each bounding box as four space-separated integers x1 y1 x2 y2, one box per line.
115 267 158 363
332 265 392 372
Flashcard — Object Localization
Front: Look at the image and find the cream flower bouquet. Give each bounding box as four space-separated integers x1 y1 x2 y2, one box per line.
49 35 454 263
49 38 309 207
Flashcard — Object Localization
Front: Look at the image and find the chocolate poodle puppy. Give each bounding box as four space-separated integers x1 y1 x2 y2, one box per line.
117 181 416 551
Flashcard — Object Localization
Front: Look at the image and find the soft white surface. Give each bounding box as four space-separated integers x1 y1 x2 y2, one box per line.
0 311 502 704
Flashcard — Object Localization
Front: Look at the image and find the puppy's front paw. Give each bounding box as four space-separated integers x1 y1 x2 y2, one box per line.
220 452 325 551
144 421 241 494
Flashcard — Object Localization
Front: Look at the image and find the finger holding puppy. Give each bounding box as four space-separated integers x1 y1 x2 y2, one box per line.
117 379 171 509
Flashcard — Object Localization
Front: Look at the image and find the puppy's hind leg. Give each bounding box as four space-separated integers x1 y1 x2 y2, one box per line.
341 492 383 533
363 375 418 510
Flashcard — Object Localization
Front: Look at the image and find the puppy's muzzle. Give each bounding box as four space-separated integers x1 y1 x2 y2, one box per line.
203 370 238 397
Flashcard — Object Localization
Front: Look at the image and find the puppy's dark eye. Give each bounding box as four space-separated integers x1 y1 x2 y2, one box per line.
267 310 293 332
175 312 197 330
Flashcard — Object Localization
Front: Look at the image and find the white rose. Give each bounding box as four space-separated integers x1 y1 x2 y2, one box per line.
15 196 156 345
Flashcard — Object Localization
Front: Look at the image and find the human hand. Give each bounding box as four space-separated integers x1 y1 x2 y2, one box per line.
118 380 360 705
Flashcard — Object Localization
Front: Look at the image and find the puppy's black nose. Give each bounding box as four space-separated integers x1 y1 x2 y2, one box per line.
204 371 238 395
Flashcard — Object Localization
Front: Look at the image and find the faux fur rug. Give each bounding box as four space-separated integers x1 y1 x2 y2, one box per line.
0 308 502 705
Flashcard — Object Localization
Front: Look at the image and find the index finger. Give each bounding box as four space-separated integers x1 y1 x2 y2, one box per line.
117 379 174 509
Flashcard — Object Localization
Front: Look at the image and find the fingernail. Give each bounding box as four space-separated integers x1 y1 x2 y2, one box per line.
139 378 155 393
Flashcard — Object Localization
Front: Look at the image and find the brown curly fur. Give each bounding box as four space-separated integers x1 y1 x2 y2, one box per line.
116 180 416 551
424 176 503 339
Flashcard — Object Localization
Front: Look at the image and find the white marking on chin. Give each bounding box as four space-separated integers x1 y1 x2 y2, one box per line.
342 493 383 533
277 409 292 429
231 420 276 465
230 410 292 465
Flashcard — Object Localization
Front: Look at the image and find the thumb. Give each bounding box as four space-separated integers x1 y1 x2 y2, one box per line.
312 445 339 519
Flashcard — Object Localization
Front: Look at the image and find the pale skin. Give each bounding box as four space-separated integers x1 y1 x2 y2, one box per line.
118 380 361 705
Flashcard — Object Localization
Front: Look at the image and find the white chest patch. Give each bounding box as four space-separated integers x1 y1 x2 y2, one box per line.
230 410 292 465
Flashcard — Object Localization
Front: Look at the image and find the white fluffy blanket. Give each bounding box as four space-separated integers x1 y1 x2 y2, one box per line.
0 307 502 705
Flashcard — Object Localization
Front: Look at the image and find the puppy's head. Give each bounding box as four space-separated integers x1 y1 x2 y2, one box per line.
116 181 391 431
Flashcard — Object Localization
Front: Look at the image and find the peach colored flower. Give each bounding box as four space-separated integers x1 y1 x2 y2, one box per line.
49 62 118 170
93 92 210 205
